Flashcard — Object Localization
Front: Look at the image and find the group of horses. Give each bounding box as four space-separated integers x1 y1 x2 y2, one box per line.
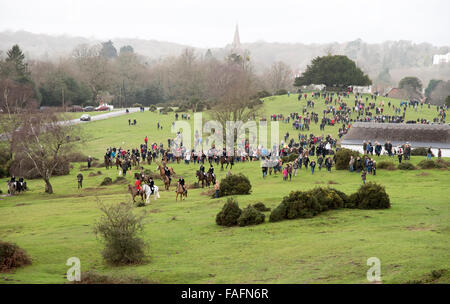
127 162 188 204
6 180 27 195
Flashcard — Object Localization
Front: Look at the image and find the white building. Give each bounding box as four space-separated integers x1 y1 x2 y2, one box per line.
432 53 450 65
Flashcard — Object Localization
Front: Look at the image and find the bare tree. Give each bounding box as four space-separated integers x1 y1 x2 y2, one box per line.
11 111 78 194
263 61 293 93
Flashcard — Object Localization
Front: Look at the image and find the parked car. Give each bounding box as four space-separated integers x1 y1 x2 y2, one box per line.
69 105 83 112
83 106 94 112
80 114 91 121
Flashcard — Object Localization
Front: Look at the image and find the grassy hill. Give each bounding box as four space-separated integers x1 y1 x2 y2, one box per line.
0 93 449 284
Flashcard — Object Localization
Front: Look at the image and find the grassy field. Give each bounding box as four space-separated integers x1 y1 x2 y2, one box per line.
0 93 449 284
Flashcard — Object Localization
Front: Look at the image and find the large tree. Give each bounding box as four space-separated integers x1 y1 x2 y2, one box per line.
264 61 293 93
398 76 423 100
294 55 372 89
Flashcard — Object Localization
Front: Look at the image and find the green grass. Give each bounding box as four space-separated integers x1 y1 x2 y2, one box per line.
0 93 448 284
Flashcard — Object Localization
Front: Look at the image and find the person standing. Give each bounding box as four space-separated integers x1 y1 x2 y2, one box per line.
310 160 316 174
287 163 293 181
87 156 92 169
438 148 442 159
77 173 83 189
214 180 220 198
361 170 367 184
349 156 355 172
427 146 432 160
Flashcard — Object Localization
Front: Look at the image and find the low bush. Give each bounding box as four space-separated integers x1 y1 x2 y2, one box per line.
269 190 322 222
237 205 265 227
216 198 242 227
100 177 113 186
309 187 344 211
66 152 89 162
377 161 396 170
94 202 147 265
274 89 288 95
435 159 450 168
335 148 360 170
0 241 32 272
132 103 143 108
113 176 127 184
252 202 271 212
73 270 151 284
350 182 390 209
411 147 433 157
327 188 350 207
398 162 416 170
214 174 251 198
417 160 437 169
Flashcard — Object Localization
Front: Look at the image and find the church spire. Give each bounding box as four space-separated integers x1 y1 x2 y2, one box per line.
232 24 241 50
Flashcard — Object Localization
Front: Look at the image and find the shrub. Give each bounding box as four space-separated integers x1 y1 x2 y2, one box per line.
417 160 445 169
327 188 350 207
94 202 147 265
377 161 396 170
74 270 151 284
9 154 70 179
411 147 433 157
274 89 288 95
100 177 113 186
335 148 360 170
398 162 416 170
281 153 299 163
309 187 344 211
132 103 143 108
252 202 271 212
216 198 242 227
66 152 89 162
113 176 127 184
237 205 265 227
269 190 322 222
269 202 288 222
0 241 32 272
149 105 157 112
253 90 271 99
435 159 450 168
350 182 390 209
215 174 252 197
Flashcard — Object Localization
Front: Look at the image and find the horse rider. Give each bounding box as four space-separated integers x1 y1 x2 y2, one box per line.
164 165 172 182
135 177 142 193
208 165 215 180
199 163 206 177
148 177 155 194
178 176 186 193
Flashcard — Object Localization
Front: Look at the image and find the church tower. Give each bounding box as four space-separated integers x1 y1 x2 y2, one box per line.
232 24 241 51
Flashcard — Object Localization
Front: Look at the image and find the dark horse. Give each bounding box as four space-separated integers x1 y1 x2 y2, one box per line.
104 155 112 169
196 170 206 188
220 156 233 170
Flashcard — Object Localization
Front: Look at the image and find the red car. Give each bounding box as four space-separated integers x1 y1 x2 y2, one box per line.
95 105 110 111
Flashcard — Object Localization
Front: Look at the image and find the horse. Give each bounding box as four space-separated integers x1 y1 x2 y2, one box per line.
156 164 172 190
196 170 206 188
7 181 16 195
115 157 122 170
220 156 233 170
147 153 152 165
142 184 160 204
104 155 112 169
175 182 187 201
128 184 144 202
206 172 215 187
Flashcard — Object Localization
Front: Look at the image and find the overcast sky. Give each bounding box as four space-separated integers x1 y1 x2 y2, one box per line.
0 0 449 48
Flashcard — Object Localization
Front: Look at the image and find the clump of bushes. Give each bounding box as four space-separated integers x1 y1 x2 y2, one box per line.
417 160 437 169
274 89 288 95
100 177 113 186
377 161 396 170
411 147 433 157
94 202 147 265
435 159 450 168
398 162 416 170
0 241 32 272
73 270 151 284
252 202 271 212
216 198 242 227
214 174 251 198
349 182 391 209
237 205 265 227
269 183 390 222
335 148 360 170
113 176 127 184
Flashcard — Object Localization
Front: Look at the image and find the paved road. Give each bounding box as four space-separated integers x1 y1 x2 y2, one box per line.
66 107 141 125
0 107 143 140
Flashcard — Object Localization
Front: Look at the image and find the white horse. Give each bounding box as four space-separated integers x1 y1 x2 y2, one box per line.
142 184 160 204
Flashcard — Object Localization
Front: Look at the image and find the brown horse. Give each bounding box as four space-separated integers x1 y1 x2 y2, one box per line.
206 172 215 187
115 157 122 170
104 155 112 169
156 164 172 190
220 156 233 170
175 182 187 201
196 170 206 188
128 184 143 202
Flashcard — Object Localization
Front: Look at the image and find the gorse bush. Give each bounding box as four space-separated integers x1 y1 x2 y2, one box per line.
309 187 344 211
417 160 437 169
335 148 360 170
411 147 433 156
214 174 251 197
377 161 396 170
350 182 390 209
100 177 113 186
237 205 265 227
216 198 242 227
0 241 32 272
94 202 147 266
252 202 271 212
269 190 322 222
398 162 416 170
281 153 299 163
